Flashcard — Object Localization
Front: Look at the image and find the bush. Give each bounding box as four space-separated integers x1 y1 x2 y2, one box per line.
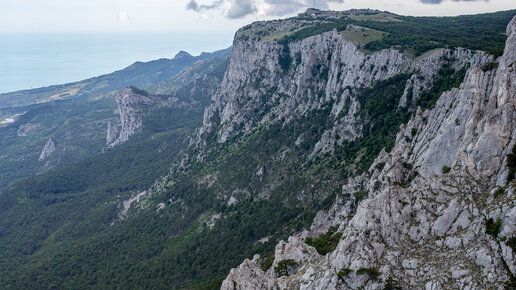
441 166 451 174
354 191 369 202
356 267 380 280
403 162 413 170
278 44 292 71
494 188 506 199
274 259 298 277
411 128 417 136
337 268 352 279
261 257 274 272
305 226 343 255
485 218 502 238
506 237 516 252
384 277 402 290
480 61 499 72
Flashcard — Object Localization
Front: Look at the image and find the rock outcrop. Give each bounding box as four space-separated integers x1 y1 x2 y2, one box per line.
221 15 516 290
17 123 37 137
39 137 56 161
108 88 154 148
106 122 119 146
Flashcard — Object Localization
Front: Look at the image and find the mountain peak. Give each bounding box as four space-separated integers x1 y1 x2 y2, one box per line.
174 50 193 60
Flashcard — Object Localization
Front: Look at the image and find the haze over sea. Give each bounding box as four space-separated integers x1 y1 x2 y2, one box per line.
0 31 233 94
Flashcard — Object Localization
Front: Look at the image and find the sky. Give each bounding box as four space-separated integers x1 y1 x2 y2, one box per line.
1 0 515 34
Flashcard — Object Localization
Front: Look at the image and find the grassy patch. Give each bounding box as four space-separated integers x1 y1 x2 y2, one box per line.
341 27 384 45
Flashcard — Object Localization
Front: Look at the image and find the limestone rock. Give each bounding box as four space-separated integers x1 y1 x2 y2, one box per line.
222 14 516 289
106 121 119 146
108 88 154 148
17 123 37 136
38 137 56 161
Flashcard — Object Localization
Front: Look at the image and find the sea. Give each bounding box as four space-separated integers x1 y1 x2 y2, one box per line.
0 31 234 94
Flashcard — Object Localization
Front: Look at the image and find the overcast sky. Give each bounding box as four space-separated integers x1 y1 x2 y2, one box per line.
1 0 515 33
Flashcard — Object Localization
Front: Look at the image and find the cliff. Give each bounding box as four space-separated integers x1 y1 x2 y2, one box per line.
221 14 516 290
38 137 56 161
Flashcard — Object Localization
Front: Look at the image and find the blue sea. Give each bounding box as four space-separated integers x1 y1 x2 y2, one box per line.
0 31 234 94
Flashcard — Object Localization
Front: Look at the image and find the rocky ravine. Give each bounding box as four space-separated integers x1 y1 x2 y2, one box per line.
221 15 516 290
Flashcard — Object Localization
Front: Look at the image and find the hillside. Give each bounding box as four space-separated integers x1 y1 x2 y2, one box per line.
0 8 515 289
0 49 230 190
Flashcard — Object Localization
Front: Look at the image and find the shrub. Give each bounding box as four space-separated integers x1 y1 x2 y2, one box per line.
403 162 413 170
354 191 369 202
506 237 516 252
356 267 380 280
376 162 386 171
337 268 352 279
274 259 298 277
305 226 343 255
384 277 402 290
480 61 499 72
485 218 502 238
441 166 451 174
261 257 274 272
494 188 505 199
411 128 417 136
278 44 292 71
374 181 381 191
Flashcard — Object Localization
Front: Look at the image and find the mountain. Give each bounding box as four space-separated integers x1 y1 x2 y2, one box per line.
0 48 230 189
222 11 516 290
0 8 515 290
0 47 231 109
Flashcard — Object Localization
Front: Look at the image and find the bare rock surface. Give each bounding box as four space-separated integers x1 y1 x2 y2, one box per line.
108 88 154 147
38 137 56 161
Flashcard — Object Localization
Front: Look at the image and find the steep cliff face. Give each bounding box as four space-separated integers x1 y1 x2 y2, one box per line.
106 121 119 145
198 22 489 153
221 15 516 289
107 88 154 147
38 137 56 161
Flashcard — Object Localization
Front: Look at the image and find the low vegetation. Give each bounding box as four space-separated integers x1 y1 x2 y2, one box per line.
278 10 515 57
485 218 502 238
274 259 298 277
356 267 380 280
261 257 274 272
305 226 343 255
337 268 353 279
480 61 499 72
417 62 468 110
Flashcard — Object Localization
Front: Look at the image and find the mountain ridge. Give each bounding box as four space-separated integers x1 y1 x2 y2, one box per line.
0 8 515 290
221 12 516 289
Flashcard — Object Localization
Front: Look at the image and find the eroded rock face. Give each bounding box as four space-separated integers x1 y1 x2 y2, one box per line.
106 121 119 146
221 15 516 290
108 88 154 148
17 123 37 137
39 137 56 161
197 21 489 154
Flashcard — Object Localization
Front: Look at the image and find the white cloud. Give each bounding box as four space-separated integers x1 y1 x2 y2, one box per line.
117 10 129 21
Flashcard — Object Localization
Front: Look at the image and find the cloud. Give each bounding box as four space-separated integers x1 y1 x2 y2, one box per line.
117 10 130 21
186 0 224 12
420 0 488 4
186 0 344 19
225 0 258 18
